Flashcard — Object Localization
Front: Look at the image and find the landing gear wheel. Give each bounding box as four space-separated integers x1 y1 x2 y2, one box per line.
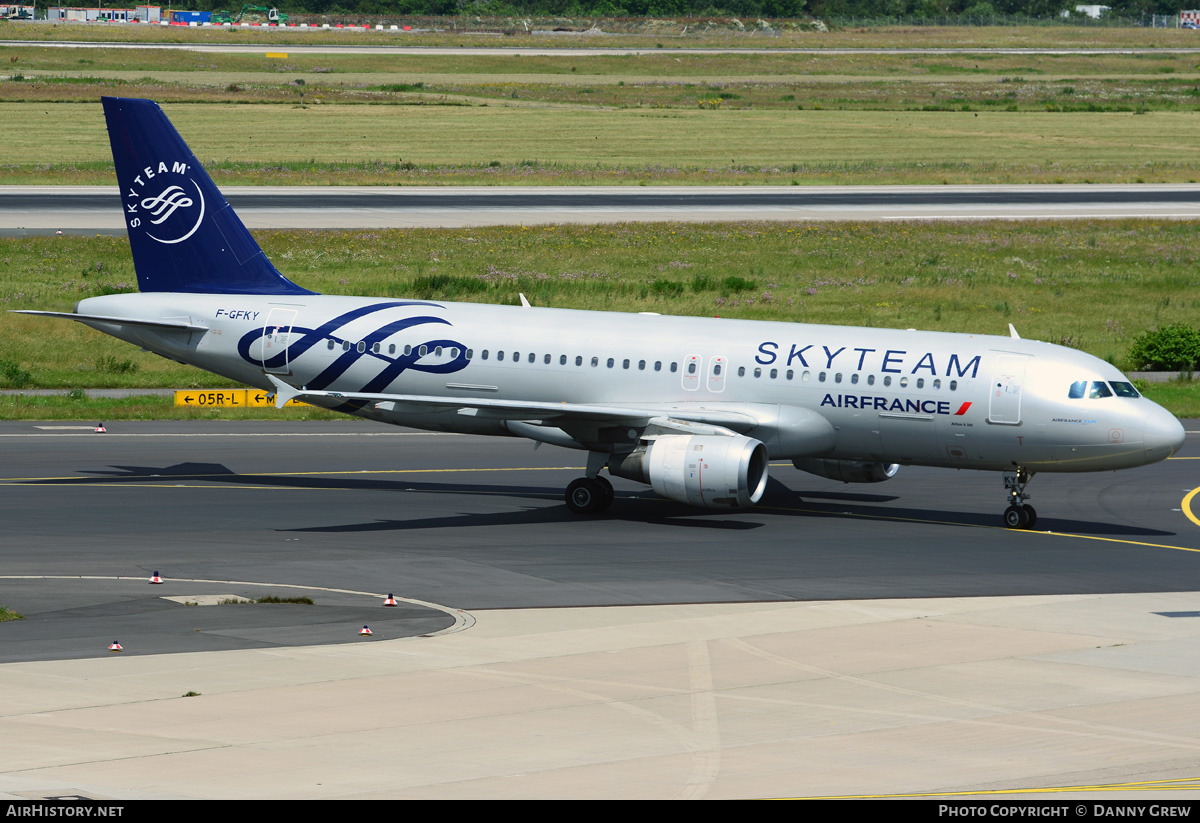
1001 468 1037 530
1022 505 1037 529
1003 505 1030 530
594 475 615 507
566 477 611 515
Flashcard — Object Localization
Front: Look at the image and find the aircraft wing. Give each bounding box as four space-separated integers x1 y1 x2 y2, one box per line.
10 310 209 333
265 374 759 431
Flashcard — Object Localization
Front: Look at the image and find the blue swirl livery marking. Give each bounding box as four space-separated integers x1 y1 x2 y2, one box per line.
237 301 470 410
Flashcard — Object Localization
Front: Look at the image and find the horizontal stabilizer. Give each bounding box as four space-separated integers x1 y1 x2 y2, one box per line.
10 310 209 332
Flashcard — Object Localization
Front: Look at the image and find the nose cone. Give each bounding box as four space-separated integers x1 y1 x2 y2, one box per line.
1144 404 1186 463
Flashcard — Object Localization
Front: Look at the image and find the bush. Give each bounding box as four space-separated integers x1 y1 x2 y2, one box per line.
1127 324 1200 371
0 359 33 389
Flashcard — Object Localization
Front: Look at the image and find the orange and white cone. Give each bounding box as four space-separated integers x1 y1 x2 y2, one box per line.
95 422 106 433
383 594 397 607
359 625 372 636
109 641 122 652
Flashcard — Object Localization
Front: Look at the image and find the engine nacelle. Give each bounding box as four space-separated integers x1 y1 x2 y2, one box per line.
609 434 769 509
793 458 900 484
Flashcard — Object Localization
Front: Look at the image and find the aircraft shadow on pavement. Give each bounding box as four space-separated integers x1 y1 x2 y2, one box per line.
31 462 1183 539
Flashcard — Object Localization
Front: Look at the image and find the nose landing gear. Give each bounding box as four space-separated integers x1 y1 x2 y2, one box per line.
1002 468 1037 529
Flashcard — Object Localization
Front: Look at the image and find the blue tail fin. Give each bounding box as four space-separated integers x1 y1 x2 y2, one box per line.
102 97 313 296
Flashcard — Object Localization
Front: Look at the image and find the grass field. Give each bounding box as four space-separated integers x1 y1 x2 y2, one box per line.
2 101 1199 186
5 35 1200 184
4 220 1198 382
5 20 1200 50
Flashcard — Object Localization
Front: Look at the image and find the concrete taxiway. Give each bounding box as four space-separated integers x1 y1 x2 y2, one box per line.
7 184 1200 235
1 419 1198 798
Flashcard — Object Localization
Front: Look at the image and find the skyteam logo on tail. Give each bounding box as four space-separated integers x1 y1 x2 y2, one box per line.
124 160 206 245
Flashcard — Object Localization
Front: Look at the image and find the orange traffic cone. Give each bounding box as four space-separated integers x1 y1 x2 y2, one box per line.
383 594 397 607
359 625 372 636
95 422 106 433
149 571 163 584
109 641 122 652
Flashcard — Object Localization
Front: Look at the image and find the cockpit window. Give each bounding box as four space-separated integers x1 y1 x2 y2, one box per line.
1089 381 1113 399
1068 380 1087 399
1109 381 1140 398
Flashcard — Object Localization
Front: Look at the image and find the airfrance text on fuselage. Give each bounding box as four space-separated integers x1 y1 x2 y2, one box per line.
756 343 981 378
822 394 972 415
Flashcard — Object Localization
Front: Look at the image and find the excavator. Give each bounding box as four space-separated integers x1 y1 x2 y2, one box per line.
213 6 288 24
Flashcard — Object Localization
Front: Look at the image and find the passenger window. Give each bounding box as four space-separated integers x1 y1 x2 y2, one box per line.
544 354 551 364
576 356 583 366
435 347 443 357
358 342 367 353
850 373 859 385
419 345 428 356
899 377 908 388
670 362 678 373
949 380 957 391
916 378 924 389
818 372 826 382
404 345 412 356
343 341 351 351
528 353 535 363
1089 381 1113 399
482 350 489 360
713 364 722 376
623 359 630 369
687 362 697 374
738 366 746 377
802 371 810 382
373 343 380 354
389 344 396 355
786 369 794 380
327 339 335 350
834 373 842 384
754 368 762 378
867 374 875 386
933 379 941 389
638 360 646 370
560 355 567 365
498 351 505 361
655 361 662 371
513 351 520 362
883 376 892 387
1068 380 1087 399
466 349 473 360
607 358 615 368
591 357 599 367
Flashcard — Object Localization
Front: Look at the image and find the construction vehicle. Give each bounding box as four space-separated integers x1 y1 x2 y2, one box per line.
213 6 288 24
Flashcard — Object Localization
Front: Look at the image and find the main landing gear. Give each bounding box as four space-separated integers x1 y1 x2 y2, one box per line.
1002 468 1037 530
565 476 614 515
565 452 615 515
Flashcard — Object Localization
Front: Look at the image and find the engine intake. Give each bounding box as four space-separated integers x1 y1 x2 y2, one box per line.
609 434 769 509
793 458 900 484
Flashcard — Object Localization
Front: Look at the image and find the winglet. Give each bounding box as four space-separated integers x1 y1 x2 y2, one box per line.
1008 323 1020 339
266 374 301 409
519 293 532 309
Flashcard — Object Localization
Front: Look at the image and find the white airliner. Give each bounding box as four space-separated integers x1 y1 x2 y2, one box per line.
17 98 1187 528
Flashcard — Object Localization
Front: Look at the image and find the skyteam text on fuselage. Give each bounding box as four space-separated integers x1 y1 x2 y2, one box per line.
15 98 1187 529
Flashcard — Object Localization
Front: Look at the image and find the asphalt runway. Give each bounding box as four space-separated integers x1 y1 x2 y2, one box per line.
6 39 1200 56
6 184 1200 234
3 419 1198 663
